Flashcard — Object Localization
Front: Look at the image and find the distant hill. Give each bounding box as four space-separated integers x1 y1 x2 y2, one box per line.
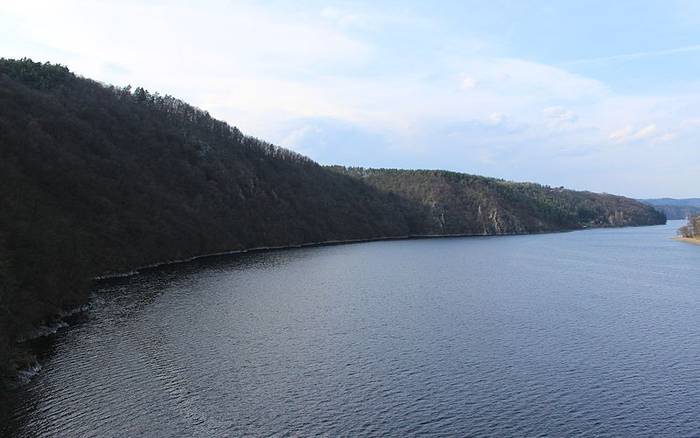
641 198 700 207
640 199 700 220
0 58 665 387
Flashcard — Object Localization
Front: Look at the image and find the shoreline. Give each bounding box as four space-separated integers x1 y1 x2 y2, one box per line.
94 231 533 280
93 224 644 281
674 236 700 245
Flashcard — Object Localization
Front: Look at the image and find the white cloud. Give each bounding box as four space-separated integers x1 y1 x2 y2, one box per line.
0 0 373 85
653 132 677 144
459 58 608 101
281 125 321 148
564 44 700 66
543 106 577 123
609 123 660 143
460 76 477 90
609 126 633 143
632 123 657 140
488 112 506 125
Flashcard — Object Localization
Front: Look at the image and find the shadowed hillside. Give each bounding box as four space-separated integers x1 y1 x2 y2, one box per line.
0 58 665 389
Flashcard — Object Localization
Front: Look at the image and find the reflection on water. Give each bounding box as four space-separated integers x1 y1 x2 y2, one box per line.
5 222 700 437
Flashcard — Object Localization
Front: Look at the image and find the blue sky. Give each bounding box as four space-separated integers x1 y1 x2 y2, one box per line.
2 0 699 197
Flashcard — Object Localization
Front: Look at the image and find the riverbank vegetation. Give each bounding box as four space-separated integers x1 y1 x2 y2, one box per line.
679 215 700 240
0 58 666 389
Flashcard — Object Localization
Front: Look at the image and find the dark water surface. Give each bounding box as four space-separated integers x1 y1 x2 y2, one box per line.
6 221 700 437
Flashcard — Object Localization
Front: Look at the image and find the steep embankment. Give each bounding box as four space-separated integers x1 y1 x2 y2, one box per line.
0 58 665 386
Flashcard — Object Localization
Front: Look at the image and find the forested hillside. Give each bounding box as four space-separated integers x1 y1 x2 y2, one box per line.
0 58 665 388
331 167 665 234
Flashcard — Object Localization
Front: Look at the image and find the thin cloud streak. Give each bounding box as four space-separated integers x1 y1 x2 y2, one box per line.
562 44 700 66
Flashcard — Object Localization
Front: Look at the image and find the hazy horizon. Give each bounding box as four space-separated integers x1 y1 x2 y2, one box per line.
3 0 699 198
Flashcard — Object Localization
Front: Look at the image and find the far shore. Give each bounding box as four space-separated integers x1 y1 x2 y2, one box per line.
675 237 700 245
94 222 666 281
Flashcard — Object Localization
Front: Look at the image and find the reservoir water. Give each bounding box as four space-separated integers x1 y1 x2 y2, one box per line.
5 221 700 437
